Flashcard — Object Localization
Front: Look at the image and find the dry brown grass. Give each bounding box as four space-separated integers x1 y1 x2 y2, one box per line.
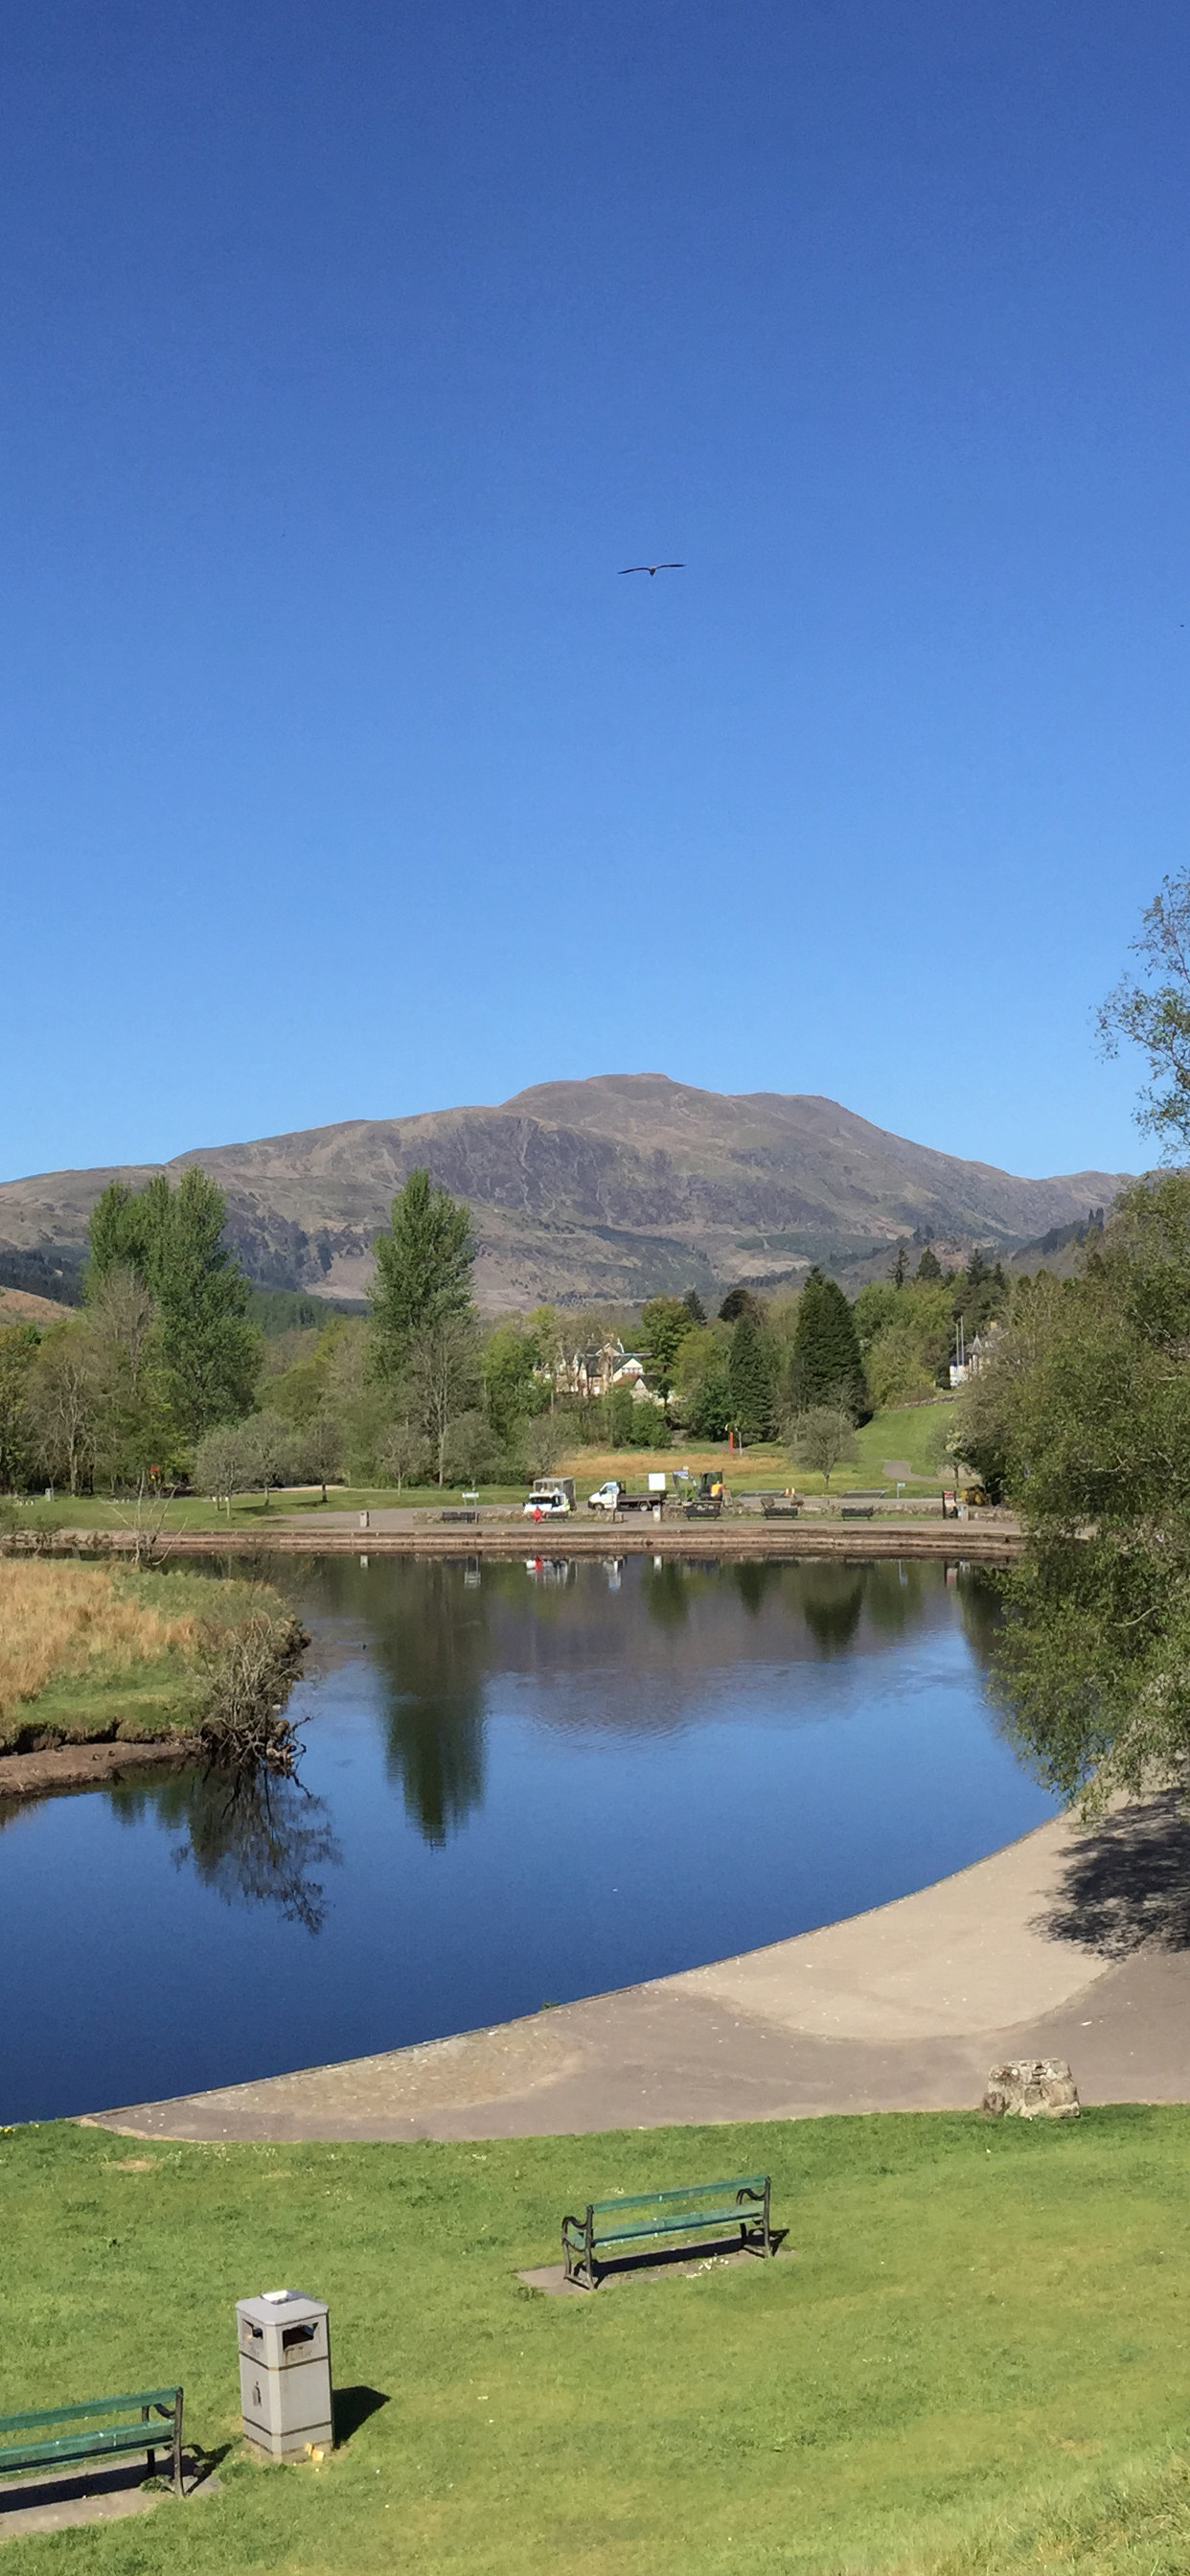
0 1561 200 1718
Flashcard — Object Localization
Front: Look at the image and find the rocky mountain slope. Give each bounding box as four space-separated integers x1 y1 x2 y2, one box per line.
0 1073 1130 1311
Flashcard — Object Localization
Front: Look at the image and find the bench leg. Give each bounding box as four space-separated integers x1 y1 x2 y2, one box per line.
172 2392 184 2497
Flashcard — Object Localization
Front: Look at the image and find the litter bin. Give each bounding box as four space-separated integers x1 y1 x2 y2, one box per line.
237 2289 333 2459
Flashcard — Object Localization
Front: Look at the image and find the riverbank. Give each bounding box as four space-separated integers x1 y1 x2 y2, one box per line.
85 1792 1190 2142
6 1510 1022 1561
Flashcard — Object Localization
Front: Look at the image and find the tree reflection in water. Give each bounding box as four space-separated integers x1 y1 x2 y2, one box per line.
800 1565 865 1651
110 1766 340 1933
362 1560 488 1846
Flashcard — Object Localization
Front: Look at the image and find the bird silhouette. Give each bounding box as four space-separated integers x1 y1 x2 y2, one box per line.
618 563 684 576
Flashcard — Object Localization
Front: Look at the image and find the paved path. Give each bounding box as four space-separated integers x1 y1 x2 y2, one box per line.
84 1796 1190 2144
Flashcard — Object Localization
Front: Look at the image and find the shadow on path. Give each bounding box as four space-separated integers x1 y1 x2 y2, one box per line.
1040 1792 1190 1958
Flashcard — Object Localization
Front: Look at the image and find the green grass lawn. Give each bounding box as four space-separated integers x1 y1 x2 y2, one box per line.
4 2109 1189 2572
0 1403 957 1532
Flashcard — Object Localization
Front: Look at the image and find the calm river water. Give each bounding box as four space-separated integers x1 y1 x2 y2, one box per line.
0 1552 1054 2123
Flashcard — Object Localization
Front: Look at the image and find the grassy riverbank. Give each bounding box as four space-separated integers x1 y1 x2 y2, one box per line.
0 1403 955 1537
0 1561 301 1752
4 2109 1189 2572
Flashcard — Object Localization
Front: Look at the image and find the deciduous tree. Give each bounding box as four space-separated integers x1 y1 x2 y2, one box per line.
369 1170 475 1384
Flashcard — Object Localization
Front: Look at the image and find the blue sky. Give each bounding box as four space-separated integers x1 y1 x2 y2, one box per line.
3 1 1187 1184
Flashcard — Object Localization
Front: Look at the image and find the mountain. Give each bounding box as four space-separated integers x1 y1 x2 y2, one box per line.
0 1073 1131 1312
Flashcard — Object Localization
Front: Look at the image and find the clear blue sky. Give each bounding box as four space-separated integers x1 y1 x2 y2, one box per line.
4 1 1187 1184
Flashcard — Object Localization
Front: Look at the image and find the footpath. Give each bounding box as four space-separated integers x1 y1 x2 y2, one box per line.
85 1794 1190 2144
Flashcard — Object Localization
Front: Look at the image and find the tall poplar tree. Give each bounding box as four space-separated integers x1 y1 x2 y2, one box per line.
85 1169 260 1440
369 1168 475 1384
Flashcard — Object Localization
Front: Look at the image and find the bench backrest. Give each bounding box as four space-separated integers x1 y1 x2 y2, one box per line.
0 2389 180 2440
587 2174 767 2220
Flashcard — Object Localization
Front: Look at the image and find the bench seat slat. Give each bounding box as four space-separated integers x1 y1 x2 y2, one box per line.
0 2391 179 2437
0 2425 176 2473
583 2208 760 2244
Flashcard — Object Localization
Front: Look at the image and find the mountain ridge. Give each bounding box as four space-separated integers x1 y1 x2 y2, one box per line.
0 1074 1131 1311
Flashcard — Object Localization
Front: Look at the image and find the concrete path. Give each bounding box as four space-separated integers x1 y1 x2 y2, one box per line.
85 1796 1190 2144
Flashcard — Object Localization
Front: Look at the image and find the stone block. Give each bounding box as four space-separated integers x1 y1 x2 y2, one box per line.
982 2058 1080 2120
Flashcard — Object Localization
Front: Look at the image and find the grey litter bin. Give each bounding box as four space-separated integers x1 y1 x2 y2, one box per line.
237 2289 333 2460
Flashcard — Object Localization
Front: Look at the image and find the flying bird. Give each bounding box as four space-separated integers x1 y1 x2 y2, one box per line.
618 562 684 576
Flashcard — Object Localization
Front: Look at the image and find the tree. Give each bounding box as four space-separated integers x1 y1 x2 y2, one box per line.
239 1410 294 1507
83 1268 175 1488
719 1285 763 1324
792 1406 858 1489
85 1170 260 1442
683 1289 707 1325
193 1423 257 1517
523 1410 568 1476
788 1271 867 1418
378 1418 428 1492
640 1296 696 1395
915 1245 943 1283
974 1176 1190 1803
26 1325 97 1494
888 1244 909 1288
727 1309 778 1440
0 1323 39 1491
294 1408 344 1505
369 1170 475 1383
482 1322 545 1443
403 1316 481 1485
1098 869 1190 1152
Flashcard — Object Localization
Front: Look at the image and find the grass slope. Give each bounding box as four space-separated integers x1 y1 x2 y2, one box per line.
2 2110 1188 2573
0 1562 298 1750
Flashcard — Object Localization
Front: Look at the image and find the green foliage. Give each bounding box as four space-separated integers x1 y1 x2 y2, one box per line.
973 1176 1190 1804
718 1283 763 1323
369 1169 475 1383
86 1170 260 1443
482 1322 546 1443
246 1287 351 1336
0 1322 39 1491
639 1295 696 1392
915 1243 943 1281
5 2110 1190 2574
789 1268 867 1418
852 1280 902 1347
727 1308 779 1438
1098 866 1190 1152
682 1287 707 1324
792 1403 858 1487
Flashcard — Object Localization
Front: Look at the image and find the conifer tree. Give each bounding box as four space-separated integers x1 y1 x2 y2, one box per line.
727 1309 778 1439
915 1245 943 1283
788 1269 867 1418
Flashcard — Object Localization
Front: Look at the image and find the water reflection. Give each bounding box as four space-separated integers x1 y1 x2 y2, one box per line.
1 1551 1053 2123
357 1558 489 1845
285 1552 1003 1848
110 1767 340 1932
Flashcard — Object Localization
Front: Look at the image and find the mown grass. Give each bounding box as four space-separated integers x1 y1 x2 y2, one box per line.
0 1562 298 1749
2 2108 1188 2572
2 1405 957 1534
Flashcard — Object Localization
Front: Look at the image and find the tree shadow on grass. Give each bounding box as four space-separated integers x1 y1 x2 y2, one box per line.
1038 1791 1190 1958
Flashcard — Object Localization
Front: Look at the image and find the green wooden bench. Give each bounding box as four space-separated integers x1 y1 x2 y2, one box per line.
561 2174 774 2288
0 2388 184 2499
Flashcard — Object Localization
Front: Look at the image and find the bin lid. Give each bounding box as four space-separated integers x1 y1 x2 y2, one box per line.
237 2288 328 2329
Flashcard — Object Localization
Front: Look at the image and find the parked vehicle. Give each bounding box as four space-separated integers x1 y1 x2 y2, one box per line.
587 1477 667 1515
522 1478 575 1519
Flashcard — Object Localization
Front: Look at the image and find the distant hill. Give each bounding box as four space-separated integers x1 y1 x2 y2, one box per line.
0 1074 1132 1313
